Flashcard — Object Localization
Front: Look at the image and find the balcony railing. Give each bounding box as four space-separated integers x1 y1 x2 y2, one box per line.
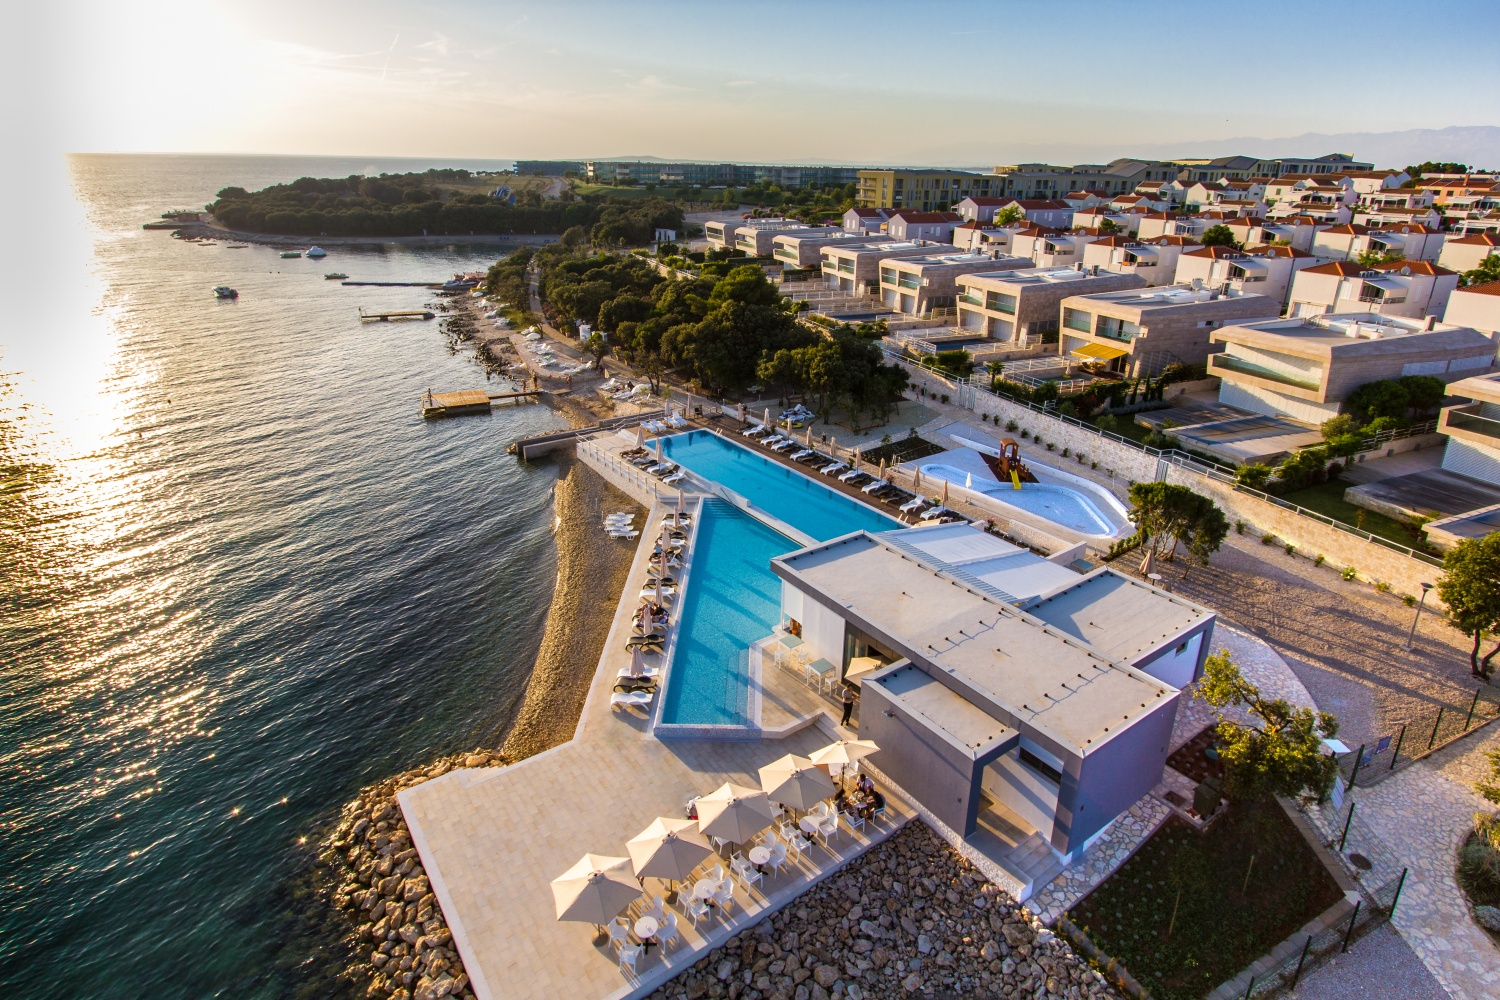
898 277 921 290
1442 404 1500 441
958 292 985 307
987 296 1017 314
1210 353 1321 391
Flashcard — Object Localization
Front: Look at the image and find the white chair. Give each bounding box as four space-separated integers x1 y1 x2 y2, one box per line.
642 895 666 923
779 822 810 858
685 898 711 927
711 836 730 855
709 863 725 883
618 943 642 973
607 918 631 952
819 812 842 845
844 809 866 833
711 881 734 913
658 910 680 948
731 856 763 888
767 841 790 874
808 800 832 820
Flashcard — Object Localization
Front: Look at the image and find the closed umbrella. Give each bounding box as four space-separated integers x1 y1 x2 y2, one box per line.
940 480 950 508
696 782 775 845
627 818 713 883
965 471 973 490
738 402 745 422
635 424 646 450
805 425 813 447
763 407 771 428
758 754 836 812
878 459 887 480
626 644 648 678
912 467 922 490
655 437 664 463
551 854 640 925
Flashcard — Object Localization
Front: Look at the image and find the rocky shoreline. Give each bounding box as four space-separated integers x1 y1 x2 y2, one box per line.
641 822 1120 1000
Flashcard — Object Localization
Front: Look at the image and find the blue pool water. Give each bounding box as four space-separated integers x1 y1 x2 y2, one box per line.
920 462 1116 536
656 434 901 727
661 430 901 542
659 501 788 726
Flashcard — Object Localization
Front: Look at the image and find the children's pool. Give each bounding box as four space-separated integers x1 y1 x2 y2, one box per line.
656 432 900 727
919 461 1120 537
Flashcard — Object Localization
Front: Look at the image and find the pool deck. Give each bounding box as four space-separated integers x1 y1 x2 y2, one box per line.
397 501 915 1000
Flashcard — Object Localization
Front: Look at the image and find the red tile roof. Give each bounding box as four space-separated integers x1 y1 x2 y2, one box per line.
1244 245 1313 258
1455 280 1500 296
1182 246 1246 259
1320 223 1370 236
1448 232 1500 246
1370 259 1454 277
1303 261 1365 277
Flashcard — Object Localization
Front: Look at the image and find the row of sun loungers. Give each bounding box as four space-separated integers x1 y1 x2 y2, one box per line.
612 514 694 713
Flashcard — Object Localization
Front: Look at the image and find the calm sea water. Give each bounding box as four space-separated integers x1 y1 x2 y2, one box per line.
0 154 566 997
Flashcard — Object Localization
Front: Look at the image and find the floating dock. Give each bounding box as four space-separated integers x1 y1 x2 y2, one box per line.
361 308 435 322
344 280 444 288
422 389 540 418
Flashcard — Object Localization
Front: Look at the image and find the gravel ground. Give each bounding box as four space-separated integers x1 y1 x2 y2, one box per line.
1286 922 1450 1000
1128 533 1478 736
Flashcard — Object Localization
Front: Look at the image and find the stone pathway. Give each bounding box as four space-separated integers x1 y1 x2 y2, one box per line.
1331 727 1500 1000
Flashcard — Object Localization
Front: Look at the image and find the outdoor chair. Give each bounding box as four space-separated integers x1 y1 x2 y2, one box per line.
607 918 631 952
711 881 734 913
767 841 790 874
731 856 763 888
618 943 642 973
685 898 711 927
658 911 680 949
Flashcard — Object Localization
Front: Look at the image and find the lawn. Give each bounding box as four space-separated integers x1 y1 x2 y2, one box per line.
1272 479 1438 553
1069 806 1342 1000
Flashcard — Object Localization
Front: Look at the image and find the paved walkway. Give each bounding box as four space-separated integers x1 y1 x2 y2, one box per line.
1339 726 1500 1000
398 502 915 1000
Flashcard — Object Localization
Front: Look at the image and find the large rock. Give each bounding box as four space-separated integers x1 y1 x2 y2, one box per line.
1476 905 1500 932
812 964 838 988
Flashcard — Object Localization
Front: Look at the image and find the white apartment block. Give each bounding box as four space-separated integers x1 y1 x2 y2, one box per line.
1072 207 1142 235
1009 230 1101 269
1266 175 1356 224
1442 281 1500 338
843 207 893 234
878 251 1031 316
1438 232 1500 274
1059 285 1278 376
1081 236 1197 285
956 266 1149 344
886 210 963 242
771 231 890 269
1287 260 1460 320
1173 245 1318 308
1309 223 1446 263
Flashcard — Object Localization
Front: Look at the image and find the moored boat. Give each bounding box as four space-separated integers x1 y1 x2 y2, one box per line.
280 250 301 259
324 272 349 280
213 286 238 299
306 246 327 258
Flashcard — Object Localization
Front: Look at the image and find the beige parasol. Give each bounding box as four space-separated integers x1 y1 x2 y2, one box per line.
912 467 922 490
635 423 646 450
758 754 836 812
695 782 775 844
809 738 880 770
627 818 713 882
550 854 640 924
844 656 884 686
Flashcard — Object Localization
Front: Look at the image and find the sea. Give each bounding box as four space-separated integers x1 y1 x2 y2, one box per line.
0 154 569 997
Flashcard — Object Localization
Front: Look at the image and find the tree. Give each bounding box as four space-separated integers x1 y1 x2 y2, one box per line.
1355 248 1404 269
1197 649 1341 805
1200 224 1241 249
1126 481 1229 577
1343 379 1410 425
1436 533 1500 681
584 332 611 370
633 350 667 393
1320 413 1361 441
1097 218 1123 236
994 205 1024 226
1477 748 1500 806
1398 374 1447 415
560 225 587 249
1460 253 1500 288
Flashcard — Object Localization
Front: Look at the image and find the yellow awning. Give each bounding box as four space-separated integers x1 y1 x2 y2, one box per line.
1070 342 1129 360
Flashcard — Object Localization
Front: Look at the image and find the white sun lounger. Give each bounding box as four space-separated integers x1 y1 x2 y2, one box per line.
662 471 686 486
820 462 846 475
789 449 813 461
771 439 796 452
667 413 689 428
742 424 771 437
838 468 864 482
611 690 654 711
900 497 927 513
861 478 890 493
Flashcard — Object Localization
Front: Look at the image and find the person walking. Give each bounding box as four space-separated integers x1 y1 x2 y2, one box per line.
839 683 856 727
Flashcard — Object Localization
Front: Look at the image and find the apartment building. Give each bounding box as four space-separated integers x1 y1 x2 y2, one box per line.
878 250 1031 316
1111 193 1174 213
1136 213 1217 242
1072 207 1141 235
586 160 860 187
1081 237 1198 287
1171 153 1373 183
1309 223 1445 264
857 169 998 211
1437 370 1500 486
955 266 1149 343
1352 205 1444 230
1133 179 1186 204
820 240 961 294
988 159 1181 199
512 160 585 176
703 218 816 254
1058 285 1278 376
1062 190 1110 209
1442 280 1500 338
1208 313 1497 425
1182 178 1267 209
741 223 841 256
1220 215 1329 253
1173 245 1318 308
1266 175 1356 224
952 220 1006 251
843 207 894 234
1287 260 1460 320
886 210 964 242
1009 230 1101 268
1438 232 1500 274
771 231 889 269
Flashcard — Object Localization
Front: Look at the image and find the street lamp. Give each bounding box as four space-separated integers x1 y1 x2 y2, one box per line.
1405 582 1433 651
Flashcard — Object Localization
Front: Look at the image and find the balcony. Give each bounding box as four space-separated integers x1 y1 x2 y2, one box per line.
1209 353 1321 392
986 295 1016 314
958 292 985 307
898 277 922 290
1440 403 1500 444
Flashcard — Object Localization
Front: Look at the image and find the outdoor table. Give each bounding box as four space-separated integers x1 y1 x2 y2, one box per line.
778 634 804 649
798 816 821 838
692 878 720 902
634 916 659 943
748 845 771 872
806 657 836 691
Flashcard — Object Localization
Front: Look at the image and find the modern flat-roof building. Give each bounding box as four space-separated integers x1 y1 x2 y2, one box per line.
1080 236 1199 287
956 266 1149 344
1009 230 1101 269
703 218 811 253
1059 285 1278 376
1173 245 1319 308
772 522 1215 871
1287 260 1460 320
586 160 861 188
1437 370 1500 486
988 160 1183 199
1442 280 1500 338
1208 313 1498 424
878 250 1031 316
857 169 999 211
820 240 961 294
1172 153 1373 184
737 223 841 256
771 231 890 269
512 159 585 176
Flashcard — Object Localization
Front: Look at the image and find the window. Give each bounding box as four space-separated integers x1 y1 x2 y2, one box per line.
1063 308 1092 332
1176 641 1189 655
1019 748 1062 785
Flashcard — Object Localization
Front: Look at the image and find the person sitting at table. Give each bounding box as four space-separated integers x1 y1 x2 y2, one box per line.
857 773 875 797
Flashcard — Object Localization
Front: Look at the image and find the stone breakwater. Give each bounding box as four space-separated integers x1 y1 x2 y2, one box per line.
328 750 507 1000
643 822 1121 1000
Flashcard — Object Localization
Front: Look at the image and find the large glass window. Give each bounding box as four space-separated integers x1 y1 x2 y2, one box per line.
1062 308 1092 333
986 292 1017 314
1095 315 1142 341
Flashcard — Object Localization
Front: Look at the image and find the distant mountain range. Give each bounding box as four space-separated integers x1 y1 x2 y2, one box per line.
585 126 1500 173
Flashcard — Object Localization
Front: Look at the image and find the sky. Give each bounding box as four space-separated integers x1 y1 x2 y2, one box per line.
11 0 1500 167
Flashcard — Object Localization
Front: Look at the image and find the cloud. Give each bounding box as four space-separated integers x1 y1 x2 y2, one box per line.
726 80 756 88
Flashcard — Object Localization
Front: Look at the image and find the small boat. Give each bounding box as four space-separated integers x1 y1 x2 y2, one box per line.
324 272 349 280
305 246 327 258
225 244 249 249
213 286 238 299
280 250 301 259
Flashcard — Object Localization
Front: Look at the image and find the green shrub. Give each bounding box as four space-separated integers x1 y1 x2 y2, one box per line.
1285 542 1296 555
940 393 950 404
1261 533 1275 545
1314 554 1325 567
1090 460 1098 470
1006 419 1018 432
1062 447 1071 458
1403 594 1417 607
1457 837 1500 902
1235 520 1246 535
1046 442 1056 451
1020 429 1029 439
1236 464 1273 490
1374 581 1391 594
1342 566 1358 581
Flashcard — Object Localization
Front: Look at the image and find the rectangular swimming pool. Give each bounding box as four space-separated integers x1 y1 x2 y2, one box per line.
657 433 901 728
661 430 901 542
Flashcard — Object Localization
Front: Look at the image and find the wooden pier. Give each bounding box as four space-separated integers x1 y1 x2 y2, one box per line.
422 389 540 418
361 307 436 322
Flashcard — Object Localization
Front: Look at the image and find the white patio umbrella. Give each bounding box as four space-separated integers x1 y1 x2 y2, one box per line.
965 471 973 489
655 437 664 462
940 480 950 508
912 467 922 490
626 644 648 678
627 818 713 882
844 656 884 687
758 754 837 812
763 407 771 428
738 402 746 422
696 782 775 844
809 738 881 770
551 854 640 925
635 424 646 450
878 458 887 480
805 424 814 447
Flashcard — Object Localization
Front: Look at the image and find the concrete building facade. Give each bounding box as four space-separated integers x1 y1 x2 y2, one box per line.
955 266 1149 344
878 251 1031 316
1059 285 1279 377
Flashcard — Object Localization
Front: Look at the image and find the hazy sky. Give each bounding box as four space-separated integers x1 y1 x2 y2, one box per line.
19 0 1500 165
